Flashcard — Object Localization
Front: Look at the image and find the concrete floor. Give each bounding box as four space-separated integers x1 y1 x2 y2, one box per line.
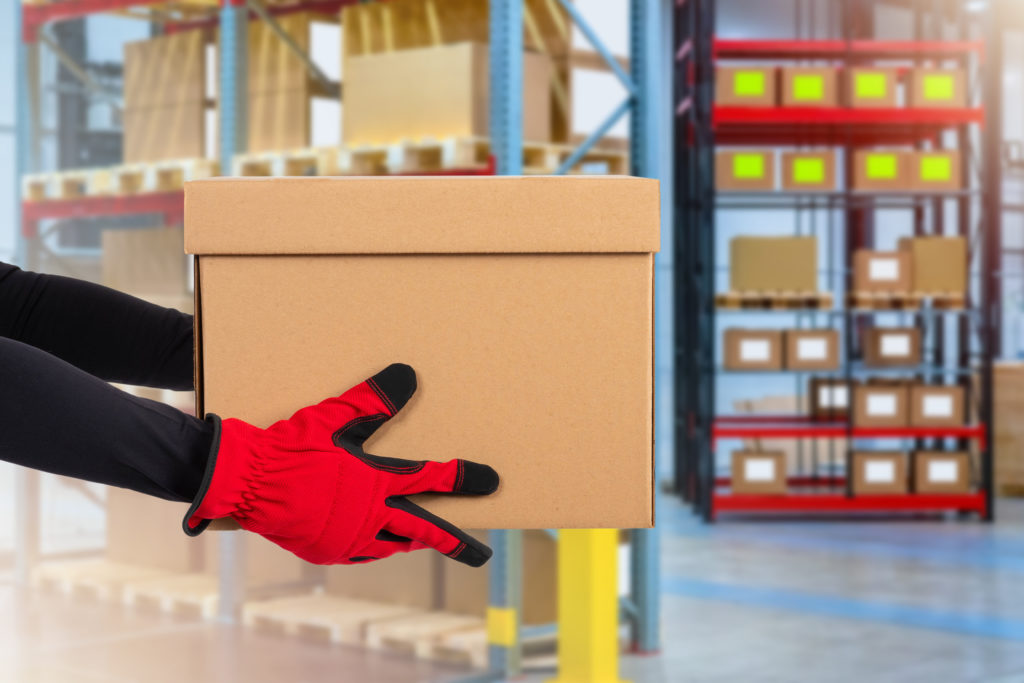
3 496 1024 682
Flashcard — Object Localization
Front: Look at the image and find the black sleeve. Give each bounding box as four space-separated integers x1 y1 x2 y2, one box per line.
0 262 194 390
0 336 212 502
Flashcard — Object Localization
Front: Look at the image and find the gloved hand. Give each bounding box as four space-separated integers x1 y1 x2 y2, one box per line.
181 363 498 567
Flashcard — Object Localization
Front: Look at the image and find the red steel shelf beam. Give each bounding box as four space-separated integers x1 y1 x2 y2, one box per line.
21 192 185 237
715 475 846 488
711 421 988 450
713 492 988 517
713 38 984 61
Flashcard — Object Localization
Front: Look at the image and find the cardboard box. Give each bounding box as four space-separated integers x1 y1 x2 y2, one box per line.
913 451 971 493
909 68 967 109
101 227 188 297
344 43 552 145
715 150 776 192
853 384 909 427
851 150 913 191
909 150 963 191
715 66 776 107
898 236 967 294
863 327 921 367
780 150 836 192
123 104 206 164
852 250 912 293
729 236 817 292
851 451 908 495
124 31 207 109
784 329 839 370
185 176 658 529
846 67 900 108
995 362 1024 493
809 377 855 420
107 488 208 573
909 384 965 427
731 451 787 494
723 329 784 371
780 67 839 107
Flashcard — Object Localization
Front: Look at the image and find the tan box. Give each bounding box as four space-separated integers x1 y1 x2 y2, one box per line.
780 67 839 107
863 327 921 367
909 68 967 109
247 89 312 153
724 329 784 371
715 66 776 107
780 150 836 192
853 250 912 293
852 150 913 191
846 67 900 108
101 227 188 297
809 377 856 420
715 150 776 192
853 384 909 427
909 385 965 427
913 451 971 493
247 12 318 95
123 104 206 164
344 43 552 145
898 236 967 294
124 31 207 109
185 176 658 529
731 451 787 494
909 150 963 191
784 329 839 371
851 451 908 494
729 236 817 292
107 488 207 573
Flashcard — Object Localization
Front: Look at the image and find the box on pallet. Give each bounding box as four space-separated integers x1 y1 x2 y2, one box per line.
910 150 963 191
898 236 967 294
785 329 839 371
851 451 908 494
846 67 900 108
913 451 971 493
723 329 784 371
852 150 913 191
780 150 836 192
908 68 967 108
729 236 817 292
995 362 1024 494
863 327 920 367
731 451 787 494
779 67 839 107
715 66 776 106
715 150 776 192
909 385 965 427
852 250 912 293
853 383 909 427
809 377 856 420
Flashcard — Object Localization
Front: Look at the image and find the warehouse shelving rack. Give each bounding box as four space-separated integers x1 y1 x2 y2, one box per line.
673 0 1003 523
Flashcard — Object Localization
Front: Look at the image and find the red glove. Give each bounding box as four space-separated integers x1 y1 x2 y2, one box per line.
182 364 498 567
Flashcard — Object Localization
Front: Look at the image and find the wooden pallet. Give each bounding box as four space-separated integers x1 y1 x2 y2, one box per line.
233 148 337 177
31 559 174 602
923 291 966 309
716 290 834 310
242 594 422 646
365 612 485 663
998 482 1024 498
122 572 220 619
22 159 217 201
847 291 923 310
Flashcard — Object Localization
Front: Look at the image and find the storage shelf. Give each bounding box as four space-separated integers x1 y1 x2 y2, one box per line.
711 420 987 449
713 38 984 61
712 492 987 516
20 192 185 237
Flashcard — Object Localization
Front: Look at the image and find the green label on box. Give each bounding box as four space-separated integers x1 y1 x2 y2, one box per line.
865 154 897 179
920 155 951 181
856 72 888 99
923 74 954 101
733 154 764 179
793 158 825 184
734 71 765 97
792 74 824 101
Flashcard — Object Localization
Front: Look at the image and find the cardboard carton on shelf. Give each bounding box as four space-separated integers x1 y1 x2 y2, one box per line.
862 327 921 367
715 66 777 107
779 67 839 107
715 149 776 192
909 150 963 192
723 329 784 371
731 451 787 495
846 67 900 108
851 451 908 495
780 150 836 192
851 149 913 192
908 68 968 109
729 236 817 292
909 384 965 427
913 451 971 493
185 175 658 530
809 377 856 420
784 329 839 371
853 383 909 427
898 236 967 295
995 362 1024 494
852 249 912 293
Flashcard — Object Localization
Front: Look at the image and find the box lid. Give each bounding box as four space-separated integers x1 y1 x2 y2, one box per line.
185 175 660 255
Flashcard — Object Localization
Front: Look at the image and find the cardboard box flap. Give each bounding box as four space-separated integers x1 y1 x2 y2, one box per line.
185 176 660 255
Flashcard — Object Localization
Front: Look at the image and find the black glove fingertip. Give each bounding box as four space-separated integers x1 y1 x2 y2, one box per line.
368 363 418 414
456 461 500 495
449 540 493 567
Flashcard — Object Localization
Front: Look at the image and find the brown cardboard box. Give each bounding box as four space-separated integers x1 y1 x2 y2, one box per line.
913 451 971 493
863 327 921 367
124 31 207 109
715 150 776 192
995 362 1024 493
723 329 784 371
123 104 206 164
780 150 836 192
908 68 967 109
784 329 839 371
852 250 912 293
101 227 188 297
731 451 787 494
846 67 900 108
247 89 312 153
898 236 967 294
851 150 913 191
780 67 839 107
809 377 856 420
185 176 658 529
729 236 817 292
344 43 552 145
909 385 965 427
851 451 908 494
853 384 909 427
908 150 963 191
715 66 776 107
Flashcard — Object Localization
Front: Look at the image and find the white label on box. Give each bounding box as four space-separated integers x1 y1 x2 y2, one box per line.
922 395 954 418
869 257 900 282
867 393 897 416
865 461 896 483
740 339 771 362
818 385 849 408
797 338 828 360
927 460 958 483
880 333 911 357
744 458 776 482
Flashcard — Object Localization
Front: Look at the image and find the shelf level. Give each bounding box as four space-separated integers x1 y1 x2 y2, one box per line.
713 492 987 517
21 192 184 236
711 421 988 450
713 38 984 61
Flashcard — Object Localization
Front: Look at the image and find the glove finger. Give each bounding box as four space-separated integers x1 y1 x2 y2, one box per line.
342 538 418 564
389 458 500 497
385 496 492 567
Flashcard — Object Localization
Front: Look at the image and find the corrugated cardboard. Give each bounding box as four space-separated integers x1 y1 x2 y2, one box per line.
809 377 856 420
780 67 839 107
846 67 900 108
853 250 912 293
731 451 787 494
863 327 920 367
851 149 913 191
853 384 909 427
723 329 784 371
909 385 965 427
995 362 1024 493
784 329 838 371
908 68 967 109
247 89 311 153
124 31 208 109
898 236 967 294
715 150 776 192
186 176 658 529
913 451 971 493
123 104 206 164
851 451 908 494
247 12 317 95
715 66 777 107
729 236 817 292
101 227 188 296
344 43 552 145
780 150 836 192
909 150 963 191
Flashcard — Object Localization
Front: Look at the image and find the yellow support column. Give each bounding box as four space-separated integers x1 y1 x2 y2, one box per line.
550 529 627 683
